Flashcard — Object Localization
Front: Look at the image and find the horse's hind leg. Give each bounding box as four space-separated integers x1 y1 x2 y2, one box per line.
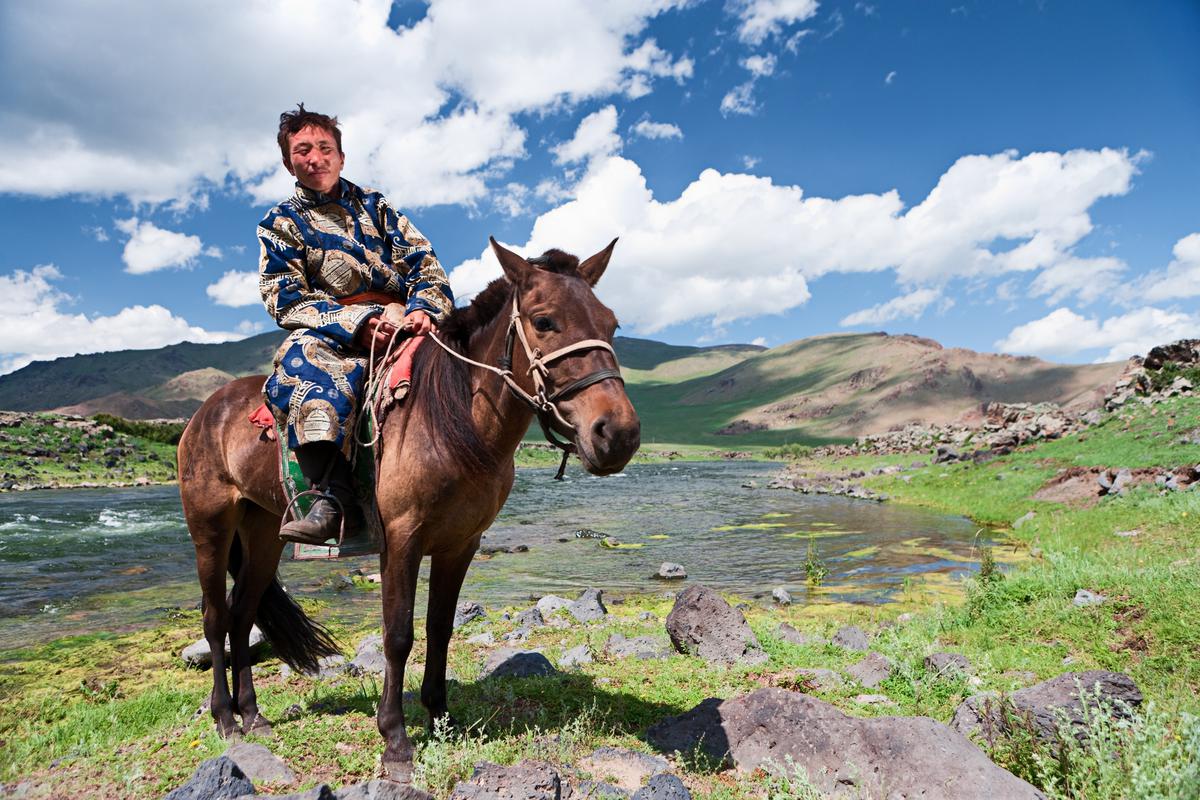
421 543 476 730
229 505 285 737
188 501 242 739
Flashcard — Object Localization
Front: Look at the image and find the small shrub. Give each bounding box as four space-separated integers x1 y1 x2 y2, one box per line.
91 414 186 445
764 443 813 461
803 536 828 586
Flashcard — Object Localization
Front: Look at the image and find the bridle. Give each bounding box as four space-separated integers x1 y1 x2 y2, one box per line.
426 289 624 479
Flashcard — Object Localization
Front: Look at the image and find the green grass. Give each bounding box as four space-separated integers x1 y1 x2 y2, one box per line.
0 414 176 488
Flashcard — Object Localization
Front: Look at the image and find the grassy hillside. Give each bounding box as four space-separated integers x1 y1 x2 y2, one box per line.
0 333 283 414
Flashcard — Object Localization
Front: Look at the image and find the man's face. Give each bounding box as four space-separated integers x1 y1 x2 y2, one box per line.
284 124 344 195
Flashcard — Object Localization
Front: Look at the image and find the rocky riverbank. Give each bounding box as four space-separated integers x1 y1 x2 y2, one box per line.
0 411 177 491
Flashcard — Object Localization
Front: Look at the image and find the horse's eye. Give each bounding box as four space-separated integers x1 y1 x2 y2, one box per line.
533 316 555 332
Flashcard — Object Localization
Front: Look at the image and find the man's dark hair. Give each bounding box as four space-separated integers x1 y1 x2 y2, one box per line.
277 103 342 165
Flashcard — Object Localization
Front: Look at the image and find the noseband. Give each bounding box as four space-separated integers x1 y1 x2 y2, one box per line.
427 292 624 479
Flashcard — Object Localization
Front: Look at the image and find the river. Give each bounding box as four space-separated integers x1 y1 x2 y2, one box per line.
0 461 995 650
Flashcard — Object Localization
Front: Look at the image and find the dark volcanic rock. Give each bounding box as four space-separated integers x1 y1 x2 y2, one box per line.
223 741 295 786
481 649 558 679
925 652 971 676
953 670 1142 743
846 651 893 689
831 625 870 651
453 601 487 628
162 756 255 800
568 588 609 623
333 780 435 799
578 746 670 792
449 761 561 800
606 634 673 660
646 688 1042 799
630 774 691 800
665 585 766 665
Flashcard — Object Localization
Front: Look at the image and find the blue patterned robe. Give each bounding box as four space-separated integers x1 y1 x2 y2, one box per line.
259 178 454 456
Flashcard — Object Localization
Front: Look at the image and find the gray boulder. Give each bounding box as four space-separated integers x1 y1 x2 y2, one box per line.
513 606 546 629
260 788 335 800
577 746 670 792
162 756 255 800
334 780 435 799
568 588 609 623
181 626 267 669
775 623 826 647
1073 589 1106 607
453 601 487 628
535 595 571 617
771 587 792 605
481 649 558 679
656 562 687 580
558 644 593 669
630 774 690 800
646 688 1043 798
953 670 1142 744
449 761 561 800
223 742 295 786
831 625 870 651
665 585 766 666
925 652 971 676
348 634 386 676
795 668 844 691
606 634 673 660
573 780 629 798
846 652 892 689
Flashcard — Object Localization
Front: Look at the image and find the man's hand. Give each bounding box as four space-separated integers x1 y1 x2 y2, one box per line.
355 315 399 352
400 309 436 335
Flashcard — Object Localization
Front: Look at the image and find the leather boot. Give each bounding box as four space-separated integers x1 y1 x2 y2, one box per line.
279 443 356 546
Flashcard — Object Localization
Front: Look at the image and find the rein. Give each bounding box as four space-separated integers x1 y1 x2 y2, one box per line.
427 293 623 479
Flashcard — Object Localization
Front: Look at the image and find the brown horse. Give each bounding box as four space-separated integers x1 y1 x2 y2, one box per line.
177 238 640 780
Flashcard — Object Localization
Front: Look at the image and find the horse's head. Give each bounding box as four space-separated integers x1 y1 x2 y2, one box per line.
490 237 641 475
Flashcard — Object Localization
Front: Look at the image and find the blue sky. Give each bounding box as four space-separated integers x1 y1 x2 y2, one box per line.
1 0 1197 373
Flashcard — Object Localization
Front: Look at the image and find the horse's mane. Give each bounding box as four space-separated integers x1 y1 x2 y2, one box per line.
408 249 581 473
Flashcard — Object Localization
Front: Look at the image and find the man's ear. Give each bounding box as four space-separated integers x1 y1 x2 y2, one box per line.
578 237 618 286
490 237 531 285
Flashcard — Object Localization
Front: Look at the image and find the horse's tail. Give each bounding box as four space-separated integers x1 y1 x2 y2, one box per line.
228 535 341 673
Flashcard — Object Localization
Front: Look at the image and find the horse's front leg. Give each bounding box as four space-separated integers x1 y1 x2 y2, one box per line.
421 543 476 730
377 530 424 782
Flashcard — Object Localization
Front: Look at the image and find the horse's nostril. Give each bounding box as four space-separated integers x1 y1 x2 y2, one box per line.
592 417 609 442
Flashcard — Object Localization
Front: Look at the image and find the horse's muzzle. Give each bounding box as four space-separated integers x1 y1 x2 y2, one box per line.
575 403 641 475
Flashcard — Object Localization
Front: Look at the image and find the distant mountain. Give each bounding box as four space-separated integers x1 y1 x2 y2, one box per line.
0 330 1128 445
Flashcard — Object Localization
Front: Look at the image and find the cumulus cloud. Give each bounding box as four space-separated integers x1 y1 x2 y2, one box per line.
840 288 941 327
0 0 693 208
721 53 779 116
728 0 820 44
630 119 683 140
1136 232 1200 302
1028 255 1126 305
448 147 1142 334
553 106 623 165
0 265 243 373
206 270 260 307
995 307 1199 362
114 217 212 274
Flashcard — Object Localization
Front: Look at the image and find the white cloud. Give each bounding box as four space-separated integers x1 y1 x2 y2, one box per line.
0 265 243 373
742 155 761 169
448 147 1142 334
0 0 693 208
206 270 260 307
840 288 941 327
1028 255 1125 305
553 106 623 165
996 306 1199 362
742 53 777 77
630 119 683 140
1136 232 1200 302
885 70 896 84
728 0 820 44
114 217 211 274
720 82 760 116
82 225 108 242
750 336 768 346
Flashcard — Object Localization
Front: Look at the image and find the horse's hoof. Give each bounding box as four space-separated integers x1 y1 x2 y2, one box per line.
243 715 275 738
380 758 414 783
215 718 241 739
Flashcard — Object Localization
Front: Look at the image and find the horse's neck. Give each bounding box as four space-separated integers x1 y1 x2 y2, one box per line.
465 300 534 459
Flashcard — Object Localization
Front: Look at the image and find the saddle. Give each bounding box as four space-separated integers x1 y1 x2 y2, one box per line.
249 335 425 560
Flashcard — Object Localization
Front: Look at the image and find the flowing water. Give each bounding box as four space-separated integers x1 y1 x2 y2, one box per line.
0 461 997 650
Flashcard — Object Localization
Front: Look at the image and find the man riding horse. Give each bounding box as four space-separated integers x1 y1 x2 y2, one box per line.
258 105 453 546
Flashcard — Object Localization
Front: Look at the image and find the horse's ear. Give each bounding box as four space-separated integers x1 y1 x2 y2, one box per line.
578 237 618 286
490 237 530 286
